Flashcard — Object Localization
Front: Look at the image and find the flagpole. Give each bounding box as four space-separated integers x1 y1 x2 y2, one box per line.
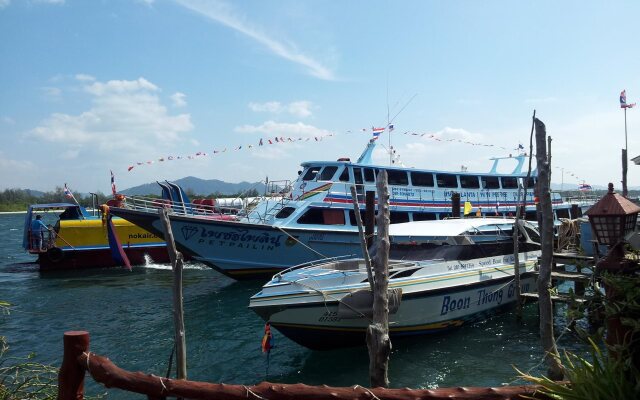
625 107 628 151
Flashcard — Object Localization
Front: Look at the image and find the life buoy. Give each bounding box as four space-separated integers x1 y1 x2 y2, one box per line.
46 247 64 263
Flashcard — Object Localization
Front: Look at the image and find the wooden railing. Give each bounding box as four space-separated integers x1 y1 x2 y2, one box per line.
58 331 551 400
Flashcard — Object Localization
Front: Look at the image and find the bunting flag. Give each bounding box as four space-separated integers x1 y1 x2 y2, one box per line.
620 90 636 108
126 133 334 172
110 170 117 196
106 213 132 270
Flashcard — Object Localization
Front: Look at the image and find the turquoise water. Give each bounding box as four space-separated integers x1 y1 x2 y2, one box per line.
0 213 589 398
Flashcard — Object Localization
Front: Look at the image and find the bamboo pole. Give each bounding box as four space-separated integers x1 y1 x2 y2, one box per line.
534 118 564 380
367 170 391 388
159 208 187 380
350 186 374 291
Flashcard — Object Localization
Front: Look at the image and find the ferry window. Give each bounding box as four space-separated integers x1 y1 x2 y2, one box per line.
436 173 458 188
387 170 409 185
390 212 410 224
438 213 452 220
556 208 570 219
297 208 345 225
525 210 537 221
521 177 536 189
524 226 541 243
411 171 434 187
318 166 338 181
501 177 518 189
460 175 480 189
364 168 376 183
338 167 350 182
275 207 296 219
353 168 364 184
302 166 321 181
481 176 500 189
413 212 437 221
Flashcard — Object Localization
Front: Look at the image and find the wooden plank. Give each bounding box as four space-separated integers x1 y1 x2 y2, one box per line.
521 292 588 304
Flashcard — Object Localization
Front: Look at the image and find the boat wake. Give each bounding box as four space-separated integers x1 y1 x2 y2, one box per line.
138 254 209 271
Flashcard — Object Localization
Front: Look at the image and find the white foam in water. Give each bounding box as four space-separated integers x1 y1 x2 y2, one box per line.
139 254 209 270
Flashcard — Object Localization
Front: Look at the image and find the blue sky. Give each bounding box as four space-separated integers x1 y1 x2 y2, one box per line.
1 0 639 194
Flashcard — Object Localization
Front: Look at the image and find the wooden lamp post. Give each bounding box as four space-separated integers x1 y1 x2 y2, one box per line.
585 182 640 272
585 183 640 357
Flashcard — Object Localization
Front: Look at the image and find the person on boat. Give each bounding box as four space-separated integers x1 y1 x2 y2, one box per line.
31 215 49 251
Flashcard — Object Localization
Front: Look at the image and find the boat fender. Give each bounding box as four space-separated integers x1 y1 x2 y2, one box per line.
46 247 64 263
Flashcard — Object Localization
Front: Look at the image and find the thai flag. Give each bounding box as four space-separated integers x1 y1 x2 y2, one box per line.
388 124 395 132
110 170 117 196
372 127 385 140
579 183 592 191
63 184 73 198
621 90 636 108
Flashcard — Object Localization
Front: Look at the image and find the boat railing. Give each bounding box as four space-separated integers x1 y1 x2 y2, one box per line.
273 254 356 281
120 195 243 220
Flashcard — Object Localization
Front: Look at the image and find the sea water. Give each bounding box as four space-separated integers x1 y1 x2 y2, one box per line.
0 213 590 399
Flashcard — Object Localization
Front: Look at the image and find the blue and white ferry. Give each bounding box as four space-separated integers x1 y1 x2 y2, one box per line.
110 141 588 279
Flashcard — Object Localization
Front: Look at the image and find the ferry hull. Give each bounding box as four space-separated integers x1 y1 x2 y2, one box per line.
109 207 363 279
252 275 536 350
37 245 170 271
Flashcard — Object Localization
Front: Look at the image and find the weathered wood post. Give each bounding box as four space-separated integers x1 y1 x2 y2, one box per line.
365 191 375 249
58 330 89 400
367 170 391 388
160 208 187 380
350 186 375 291
451 192 461 218
534 118 564 380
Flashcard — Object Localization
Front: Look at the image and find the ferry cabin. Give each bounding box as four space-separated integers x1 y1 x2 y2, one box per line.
244 154 581 230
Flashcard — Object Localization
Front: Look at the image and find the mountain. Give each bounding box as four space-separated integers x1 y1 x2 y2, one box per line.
121 176 267 196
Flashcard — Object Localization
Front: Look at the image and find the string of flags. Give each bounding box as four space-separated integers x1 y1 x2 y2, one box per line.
126 133 334 172
122 122 587 185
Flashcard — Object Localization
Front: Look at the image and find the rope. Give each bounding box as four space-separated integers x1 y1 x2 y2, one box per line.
274 226 328 259
353 385 382 400
83 351 91 373
244 385 268 399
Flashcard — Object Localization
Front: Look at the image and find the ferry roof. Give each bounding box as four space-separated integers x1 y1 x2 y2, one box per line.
389 217 519 237
29 203 80 210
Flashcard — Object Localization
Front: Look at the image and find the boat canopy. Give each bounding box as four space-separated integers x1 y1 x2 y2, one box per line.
388 217 520 238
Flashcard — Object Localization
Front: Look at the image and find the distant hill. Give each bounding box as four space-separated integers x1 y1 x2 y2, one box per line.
121 176 266 196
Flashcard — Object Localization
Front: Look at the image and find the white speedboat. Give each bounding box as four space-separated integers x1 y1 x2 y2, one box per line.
249 218 541 349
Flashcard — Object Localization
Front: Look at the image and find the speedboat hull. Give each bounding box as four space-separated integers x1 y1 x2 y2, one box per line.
253 274 536 350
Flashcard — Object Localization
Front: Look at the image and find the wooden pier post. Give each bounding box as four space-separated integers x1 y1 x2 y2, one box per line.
57 330 89 400
451 192 460 218
367 170 391 388
350 186 375 291
160 208 187 380
534 118 564 380
365 191 375 249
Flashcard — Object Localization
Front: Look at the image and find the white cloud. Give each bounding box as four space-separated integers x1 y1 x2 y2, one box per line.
75 73 96 82
41 86 62 100
234 120 331 138
174 0 334 80
0 0 9 10
34 0 65 4
2 116 15 124
29 76 193 154
171 92 187 107
248 100 313 118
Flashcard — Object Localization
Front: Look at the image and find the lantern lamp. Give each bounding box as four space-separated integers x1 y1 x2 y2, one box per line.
585 183 640 246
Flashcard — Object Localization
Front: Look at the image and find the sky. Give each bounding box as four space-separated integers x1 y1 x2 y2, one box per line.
1 0 639 194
